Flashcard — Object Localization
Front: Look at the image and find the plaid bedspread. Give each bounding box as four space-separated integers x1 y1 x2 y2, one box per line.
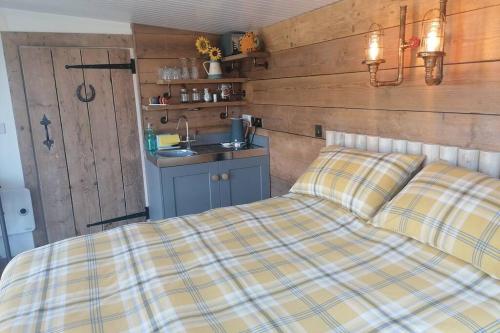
0 193 498 332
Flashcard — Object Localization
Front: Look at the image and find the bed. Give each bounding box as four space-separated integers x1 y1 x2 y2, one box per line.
0 131 499 332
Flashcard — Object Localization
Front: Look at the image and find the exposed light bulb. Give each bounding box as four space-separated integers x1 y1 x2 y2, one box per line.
367 33 381 60
426 20 441 52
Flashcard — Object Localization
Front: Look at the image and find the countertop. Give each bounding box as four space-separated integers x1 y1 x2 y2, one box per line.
147 143 268 168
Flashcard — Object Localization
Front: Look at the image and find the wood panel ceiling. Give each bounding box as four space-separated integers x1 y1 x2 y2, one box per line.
0 0 340 33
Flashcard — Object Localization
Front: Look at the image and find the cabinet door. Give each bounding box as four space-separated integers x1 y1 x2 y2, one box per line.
161 162 220 218
219 156 270 207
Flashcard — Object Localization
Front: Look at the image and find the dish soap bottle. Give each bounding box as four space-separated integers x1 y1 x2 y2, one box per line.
145 123 157 153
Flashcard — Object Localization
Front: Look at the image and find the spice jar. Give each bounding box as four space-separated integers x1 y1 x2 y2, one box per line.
191 88 201 102
180 88 189 103
203 88 212 102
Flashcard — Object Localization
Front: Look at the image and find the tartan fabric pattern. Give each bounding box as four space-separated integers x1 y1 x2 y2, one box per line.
0 193 499 332
290 145 425 220
371 161 500 279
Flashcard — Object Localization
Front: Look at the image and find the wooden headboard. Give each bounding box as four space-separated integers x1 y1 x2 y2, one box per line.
325 131 500 179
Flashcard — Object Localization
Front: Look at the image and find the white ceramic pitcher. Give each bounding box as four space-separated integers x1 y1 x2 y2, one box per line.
202 61 222 79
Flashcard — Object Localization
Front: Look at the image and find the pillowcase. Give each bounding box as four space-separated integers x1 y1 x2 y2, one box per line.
371 161 500 278
291 145 425 220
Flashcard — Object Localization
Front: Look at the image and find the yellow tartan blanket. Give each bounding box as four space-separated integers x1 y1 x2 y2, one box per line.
0 193 498 332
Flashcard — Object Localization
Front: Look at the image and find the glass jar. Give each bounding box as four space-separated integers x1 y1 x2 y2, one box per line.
191 88 201 102
203 88 212 102
180 88 190 103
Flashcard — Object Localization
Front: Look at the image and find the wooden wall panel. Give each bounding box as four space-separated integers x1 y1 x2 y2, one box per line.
250 62 500 115
251 5 500 80
133 24 238 134
262 0 500 52
245 1 500 193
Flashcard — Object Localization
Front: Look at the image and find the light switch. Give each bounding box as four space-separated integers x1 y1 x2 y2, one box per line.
0 123 6 135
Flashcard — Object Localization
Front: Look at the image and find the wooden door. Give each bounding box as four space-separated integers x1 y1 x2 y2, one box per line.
19 46 144 243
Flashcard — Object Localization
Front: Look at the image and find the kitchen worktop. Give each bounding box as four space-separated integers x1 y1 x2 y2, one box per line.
147 143 267 168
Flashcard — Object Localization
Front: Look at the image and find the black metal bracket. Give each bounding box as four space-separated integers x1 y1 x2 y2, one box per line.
66 59 136 74
86 207 149 228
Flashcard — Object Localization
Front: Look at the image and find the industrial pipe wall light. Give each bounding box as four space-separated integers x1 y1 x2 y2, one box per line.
417 0 447 85
363 0 448 87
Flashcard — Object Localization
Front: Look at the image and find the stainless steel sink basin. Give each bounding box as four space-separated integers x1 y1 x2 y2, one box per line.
156 149 197 157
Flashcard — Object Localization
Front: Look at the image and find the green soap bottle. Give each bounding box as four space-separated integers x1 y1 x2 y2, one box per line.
145 123 157 153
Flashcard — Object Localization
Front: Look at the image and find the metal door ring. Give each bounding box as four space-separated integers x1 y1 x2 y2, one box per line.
76 83 96 102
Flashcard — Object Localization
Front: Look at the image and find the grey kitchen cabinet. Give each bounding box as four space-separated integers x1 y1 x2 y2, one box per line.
146 155 270 220
219 157 270 207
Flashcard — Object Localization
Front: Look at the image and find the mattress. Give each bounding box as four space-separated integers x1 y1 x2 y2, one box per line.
0 193 498 332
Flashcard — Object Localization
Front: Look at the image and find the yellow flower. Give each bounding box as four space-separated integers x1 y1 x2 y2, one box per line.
209 47 222 61
195 36 211 55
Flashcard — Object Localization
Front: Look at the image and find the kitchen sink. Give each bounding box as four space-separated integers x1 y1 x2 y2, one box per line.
156 149 197 157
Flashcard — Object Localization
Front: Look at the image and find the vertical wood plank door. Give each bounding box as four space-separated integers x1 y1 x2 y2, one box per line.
19 47 144 243
51 47 102 236
19 47 77 242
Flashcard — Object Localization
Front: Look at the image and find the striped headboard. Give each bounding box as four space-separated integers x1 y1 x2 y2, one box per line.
325 131 500 179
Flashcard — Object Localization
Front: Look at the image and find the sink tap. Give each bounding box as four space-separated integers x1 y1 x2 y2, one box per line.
176 116 190 149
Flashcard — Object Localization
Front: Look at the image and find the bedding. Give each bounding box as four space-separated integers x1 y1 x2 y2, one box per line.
0 193 498 332
291 145 424 220
371 161 500 279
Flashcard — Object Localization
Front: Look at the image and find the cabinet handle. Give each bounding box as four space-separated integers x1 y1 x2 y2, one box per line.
221 173 230 181
211 174 220 182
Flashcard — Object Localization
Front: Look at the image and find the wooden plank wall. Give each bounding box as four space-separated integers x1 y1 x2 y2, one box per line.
241 0 500 195
133 24 242 134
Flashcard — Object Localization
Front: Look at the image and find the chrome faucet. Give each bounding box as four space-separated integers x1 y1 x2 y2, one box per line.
176 116 190 149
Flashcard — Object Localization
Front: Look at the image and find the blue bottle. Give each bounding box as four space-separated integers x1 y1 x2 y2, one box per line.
145 123 157 153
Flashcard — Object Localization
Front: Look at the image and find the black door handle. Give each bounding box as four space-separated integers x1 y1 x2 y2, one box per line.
40 114 54 150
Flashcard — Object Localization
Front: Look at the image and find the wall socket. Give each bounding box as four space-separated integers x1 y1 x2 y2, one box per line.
254 117 263 128
315 124 322 138
241 114 262 128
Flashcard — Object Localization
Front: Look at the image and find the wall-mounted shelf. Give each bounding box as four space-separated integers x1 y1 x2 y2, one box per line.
142 100 247 111
156 78 248 85
222 52 269 70
222 52 269 62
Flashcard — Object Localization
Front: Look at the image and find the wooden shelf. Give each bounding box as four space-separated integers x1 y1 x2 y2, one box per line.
142 101 247 111
156 78 248 85
222 52 269 62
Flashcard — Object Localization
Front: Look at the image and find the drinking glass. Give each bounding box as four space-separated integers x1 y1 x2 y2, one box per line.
190 58 199 80
180 58 190 80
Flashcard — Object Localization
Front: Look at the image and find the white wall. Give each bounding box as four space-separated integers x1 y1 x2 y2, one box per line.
0 8 132 256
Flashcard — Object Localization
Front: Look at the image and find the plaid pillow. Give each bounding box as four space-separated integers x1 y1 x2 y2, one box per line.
291 145 424 220
371 161 500 278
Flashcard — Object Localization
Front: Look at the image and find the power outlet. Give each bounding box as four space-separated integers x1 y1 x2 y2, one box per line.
254 117 263 128
314 124 322 138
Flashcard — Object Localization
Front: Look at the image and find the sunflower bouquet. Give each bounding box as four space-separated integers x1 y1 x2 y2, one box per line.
195 36 222 61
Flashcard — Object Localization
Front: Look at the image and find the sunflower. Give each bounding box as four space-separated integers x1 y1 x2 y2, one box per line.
239 32 258 54
195 36 211 55
208 47 222 61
